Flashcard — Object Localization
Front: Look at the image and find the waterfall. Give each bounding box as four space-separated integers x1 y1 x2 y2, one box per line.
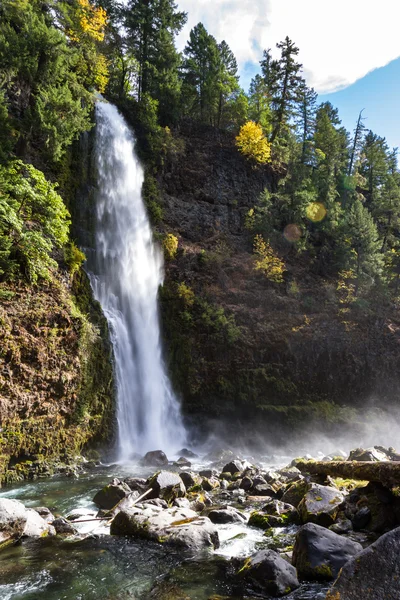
88 99 186 461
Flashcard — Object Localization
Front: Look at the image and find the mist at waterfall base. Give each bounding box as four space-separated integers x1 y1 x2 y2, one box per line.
88 100 186 461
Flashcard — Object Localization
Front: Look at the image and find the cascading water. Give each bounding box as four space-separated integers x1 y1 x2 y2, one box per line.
88 99 186 461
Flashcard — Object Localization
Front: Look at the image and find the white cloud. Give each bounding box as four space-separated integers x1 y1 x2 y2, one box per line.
176 0 400 93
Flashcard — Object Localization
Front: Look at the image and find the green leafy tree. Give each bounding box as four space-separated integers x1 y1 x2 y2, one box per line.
0 161 70 282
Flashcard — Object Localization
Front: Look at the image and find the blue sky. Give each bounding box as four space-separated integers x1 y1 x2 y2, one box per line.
320 58 400 151
176 0 400 150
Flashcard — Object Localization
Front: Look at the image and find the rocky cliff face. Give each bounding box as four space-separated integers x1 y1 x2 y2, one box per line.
155 121 400 437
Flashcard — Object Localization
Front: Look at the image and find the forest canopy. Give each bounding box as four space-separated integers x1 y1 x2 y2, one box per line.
0 0 399 302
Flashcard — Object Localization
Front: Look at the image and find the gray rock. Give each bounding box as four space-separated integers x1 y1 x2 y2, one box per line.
124 477 148 494
52 517 78 535
278 466 303 483
141 450 169 467
208 506 246 524
240 476 253 491
237 549 299 596
173 457 191 468
179 471 202 489
252 483 278 498
110 505 219 551
201 476 220 492
298 484 344 527
292 522 362 581
347 447 389 462
173 498 191 509
281 480 311 508
0 498 55 547
93 478 132 510
33 507 55 522
148 471 186 504
222 460 244 475
198 469 218 478
326 525 400 599
352 506 371 530
262 499 299 526
329 518 353 534
143 498 169 509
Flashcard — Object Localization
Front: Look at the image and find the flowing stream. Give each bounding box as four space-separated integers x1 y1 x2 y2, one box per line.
89 100 186 460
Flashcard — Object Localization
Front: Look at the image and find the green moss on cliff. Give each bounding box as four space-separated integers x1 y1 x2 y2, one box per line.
0 270 114 484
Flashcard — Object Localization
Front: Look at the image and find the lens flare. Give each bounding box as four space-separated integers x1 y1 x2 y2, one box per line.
306 202 327 222
283 223 302 242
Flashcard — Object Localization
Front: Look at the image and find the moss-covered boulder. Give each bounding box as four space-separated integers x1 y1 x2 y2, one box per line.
298 484 344 527
292 523 362 582
281 480 311 508
326 525 400 599
236 550 299 596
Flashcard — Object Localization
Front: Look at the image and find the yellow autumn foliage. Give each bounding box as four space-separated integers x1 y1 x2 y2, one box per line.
253 234 285 283
235 121 271 164
163 233 179 260
76 0 107 42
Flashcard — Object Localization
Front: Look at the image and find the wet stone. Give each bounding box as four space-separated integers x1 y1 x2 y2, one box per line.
293 522 362 581
141 450 169 467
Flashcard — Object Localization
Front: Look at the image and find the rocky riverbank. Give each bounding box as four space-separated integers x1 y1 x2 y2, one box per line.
2 444 400 599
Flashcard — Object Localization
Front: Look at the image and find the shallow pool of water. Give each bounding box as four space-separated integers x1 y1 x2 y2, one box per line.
0 464 328 599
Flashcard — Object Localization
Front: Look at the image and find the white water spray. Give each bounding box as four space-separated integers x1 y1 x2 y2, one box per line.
89 100 186 460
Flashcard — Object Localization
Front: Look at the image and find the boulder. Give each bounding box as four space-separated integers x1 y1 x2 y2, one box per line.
110 505 219 551
252 483 278 498
347 447 388 462
148 471 186 504
52 517 78 536
144 498 168 509
278 466 303 483
298 484 344 527
201 477 220 492
93 478 132 510
179 471 202 489
208 506 246 524
222 460 244 475
281 479 310 508
0 498 55 548
248 500 298 529
199 469 218 479
237 549 299 596
293 522 362 581
173 457 191 468
329 518 353 534
326 525 400 599
239 476 253 491
261 499 299 526
141 450 169 467
124 477 148 494
33 507 55 522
